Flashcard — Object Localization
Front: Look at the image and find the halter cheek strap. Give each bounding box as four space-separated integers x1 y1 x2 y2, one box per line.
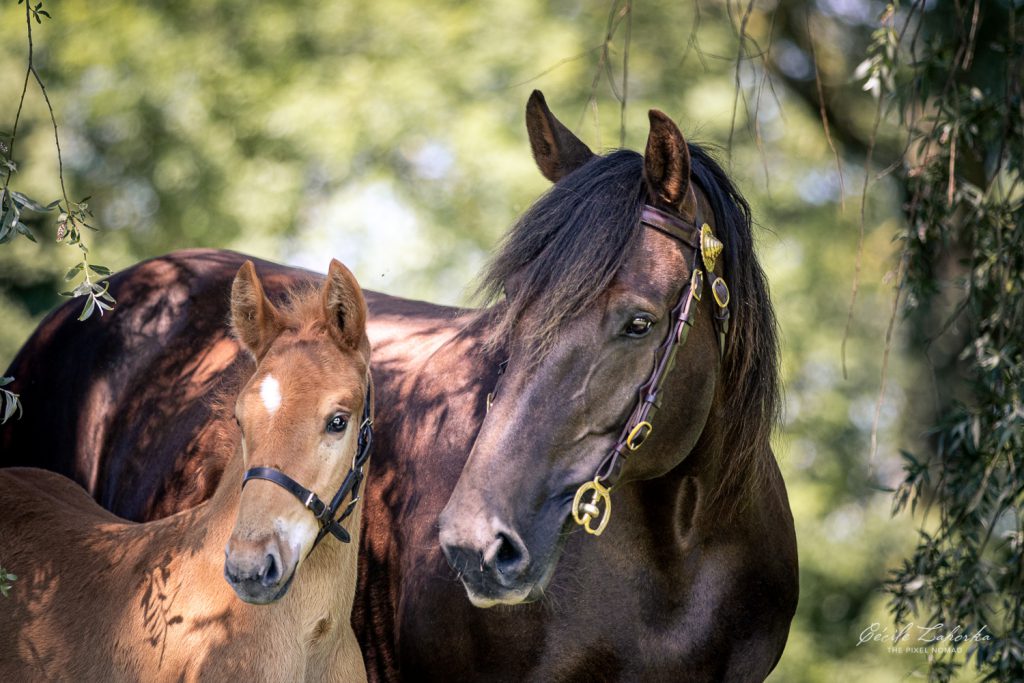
241 384 374 551
570 203 731 536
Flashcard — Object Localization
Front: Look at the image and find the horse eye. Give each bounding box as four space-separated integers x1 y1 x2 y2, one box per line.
326 414 349 434
623 315 655 338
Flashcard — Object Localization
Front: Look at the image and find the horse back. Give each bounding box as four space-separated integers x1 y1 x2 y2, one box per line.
1 249 302 519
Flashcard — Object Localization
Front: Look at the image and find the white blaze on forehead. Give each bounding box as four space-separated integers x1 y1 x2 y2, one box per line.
260 375 282 414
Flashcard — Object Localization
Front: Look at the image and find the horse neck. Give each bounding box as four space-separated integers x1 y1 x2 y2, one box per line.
206 439 245 515
642 395 765 538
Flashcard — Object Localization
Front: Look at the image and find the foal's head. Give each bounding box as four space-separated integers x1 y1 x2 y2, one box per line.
223 259 370 605
438 92 777 607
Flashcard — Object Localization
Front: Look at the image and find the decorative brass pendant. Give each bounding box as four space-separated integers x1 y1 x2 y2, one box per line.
572 478 612 536
700 223 724 273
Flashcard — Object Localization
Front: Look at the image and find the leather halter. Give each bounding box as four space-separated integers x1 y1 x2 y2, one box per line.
484 202 731 536
570 203 730 535
241 384 373 550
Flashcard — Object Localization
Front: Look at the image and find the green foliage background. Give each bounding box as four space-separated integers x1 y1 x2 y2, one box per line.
0 1 965 680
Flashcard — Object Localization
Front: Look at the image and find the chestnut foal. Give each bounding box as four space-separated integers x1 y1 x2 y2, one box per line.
0 259 372 682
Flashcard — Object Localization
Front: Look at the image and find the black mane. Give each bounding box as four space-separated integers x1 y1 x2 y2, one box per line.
477 150 645 353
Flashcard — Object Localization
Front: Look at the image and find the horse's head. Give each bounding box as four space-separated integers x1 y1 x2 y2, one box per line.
439 91 765 607
223 259 370 605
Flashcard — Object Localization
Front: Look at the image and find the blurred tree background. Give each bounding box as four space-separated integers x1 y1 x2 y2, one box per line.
2 0 1019 680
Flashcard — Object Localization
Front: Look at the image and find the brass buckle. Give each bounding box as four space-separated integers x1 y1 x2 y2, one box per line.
625 421 652 451
691 268 704 301
572 478 612 536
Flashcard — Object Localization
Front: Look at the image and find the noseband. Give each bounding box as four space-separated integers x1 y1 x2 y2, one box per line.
241 384 373 550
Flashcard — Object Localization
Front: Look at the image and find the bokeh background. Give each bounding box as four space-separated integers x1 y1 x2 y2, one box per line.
0 1 948 680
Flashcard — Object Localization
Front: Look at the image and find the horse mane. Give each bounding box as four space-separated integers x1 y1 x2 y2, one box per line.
476 150 645 356
688 144 780 510
475 145 780 510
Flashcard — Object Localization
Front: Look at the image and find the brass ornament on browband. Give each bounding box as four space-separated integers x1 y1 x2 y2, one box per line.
569 203 730 537
700 223 724 273
700 220 731 351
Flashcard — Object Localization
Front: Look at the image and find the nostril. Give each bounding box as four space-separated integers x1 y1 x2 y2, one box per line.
495 533 521 571
261 553 281 587
483 531 528 581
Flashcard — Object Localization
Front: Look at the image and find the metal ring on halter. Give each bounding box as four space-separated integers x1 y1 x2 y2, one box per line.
625 421 653 451
691 268 704 301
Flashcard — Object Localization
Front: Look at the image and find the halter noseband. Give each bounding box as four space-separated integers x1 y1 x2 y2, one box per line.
241 384 373 550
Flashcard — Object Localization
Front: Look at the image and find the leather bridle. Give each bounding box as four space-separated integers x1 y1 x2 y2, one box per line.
241 384 373 550
486 203 731 537
570 203 730 535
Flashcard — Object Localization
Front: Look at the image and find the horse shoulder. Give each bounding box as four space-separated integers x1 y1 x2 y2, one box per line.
691 489 798 680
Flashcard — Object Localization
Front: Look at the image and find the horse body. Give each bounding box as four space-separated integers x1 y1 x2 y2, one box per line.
0 260 372 683
1 93 798 681
0 461 360 682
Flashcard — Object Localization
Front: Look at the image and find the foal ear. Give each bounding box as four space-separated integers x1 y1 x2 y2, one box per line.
231 260 283 358
643 110 697 216
526 90 594 183
321 259 367 350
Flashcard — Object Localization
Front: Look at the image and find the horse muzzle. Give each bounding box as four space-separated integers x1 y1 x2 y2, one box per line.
224 535 298 604
439 515 546 607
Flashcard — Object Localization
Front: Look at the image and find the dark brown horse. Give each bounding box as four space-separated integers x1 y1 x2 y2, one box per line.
2 91 797 681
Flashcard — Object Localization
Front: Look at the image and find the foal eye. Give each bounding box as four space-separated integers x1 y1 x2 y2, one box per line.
326 414 349 434
623 315 655 338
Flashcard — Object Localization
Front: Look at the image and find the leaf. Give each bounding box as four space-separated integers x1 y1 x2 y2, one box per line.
0 377 12 387
78 296 96 321
88 264 111 275
10 191 49 212
15 222 36 242
64 264 84 281
2 392 20 424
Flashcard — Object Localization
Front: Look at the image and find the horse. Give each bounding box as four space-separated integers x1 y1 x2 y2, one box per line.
0 259 373 683
1 91 798 681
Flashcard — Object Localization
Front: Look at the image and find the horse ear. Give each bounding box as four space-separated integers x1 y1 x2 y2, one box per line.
231 260 283 358
322 259 367 350
643 110 697 216
525 90 594 183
